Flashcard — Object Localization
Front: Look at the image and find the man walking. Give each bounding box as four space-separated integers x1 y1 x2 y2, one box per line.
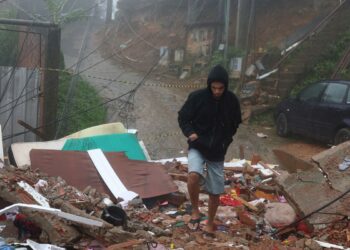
178 64 242 238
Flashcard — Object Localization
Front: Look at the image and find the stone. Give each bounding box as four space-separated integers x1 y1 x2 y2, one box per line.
238 211 257 227
304 239 322 250
295 238 306 249
264 202 296 227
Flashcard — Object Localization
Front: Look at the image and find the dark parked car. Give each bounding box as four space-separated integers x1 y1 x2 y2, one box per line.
275 80 350 144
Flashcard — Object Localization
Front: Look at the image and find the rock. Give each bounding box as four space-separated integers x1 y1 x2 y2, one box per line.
184 241 199 250
295 238 305 248
232 236 249 246
215 231 232 242
264 202 296 227
216 206 237 222
135 230 153 240
128 198 144 208
182 214 191 224
193 232 207 245
105 227 135 243
238 211 257 227
304 239 322 250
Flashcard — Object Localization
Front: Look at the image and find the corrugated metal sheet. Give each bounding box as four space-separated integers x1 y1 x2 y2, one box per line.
0 67 40 148
30 150 178 199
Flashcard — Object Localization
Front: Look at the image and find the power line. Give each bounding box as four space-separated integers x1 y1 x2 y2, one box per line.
0 68 205 117
64 0 193 130
3 45 163 141
7 2 47 21
0 23 36 103
3 0 181 87
119 12 159 50
28 0 107 26
55 4 96 138
0 0 200 116
2 0 194 140
0 86 39 115
0 29 41 84
2 68 37 130
272 187 350 236
0 40 42 113
0 29 42 137
0 70 205 117
65 10 120 71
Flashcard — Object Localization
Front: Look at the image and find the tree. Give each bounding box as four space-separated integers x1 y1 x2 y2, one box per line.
0 8 18 66
43 0 86 26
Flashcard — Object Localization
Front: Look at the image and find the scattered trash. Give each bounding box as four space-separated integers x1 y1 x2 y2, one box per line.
0 123 348 249
257 133 268 138
101 206 127 227
338 155 350 171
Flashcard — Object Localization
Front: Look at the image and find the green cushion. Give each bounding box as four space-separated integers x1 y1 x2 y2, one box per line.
63 133 146 161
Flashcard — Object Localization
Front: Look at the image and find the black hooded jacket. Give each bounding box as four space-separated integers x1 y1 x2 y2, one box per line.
178 65 242 161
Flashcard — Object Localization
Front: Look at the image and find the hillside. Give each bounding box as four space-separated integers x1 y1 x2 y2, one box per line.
102 0 338 76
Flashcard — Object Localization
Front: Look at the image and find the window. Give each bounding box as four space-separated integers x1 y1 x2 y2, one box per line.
199 30 204 41
299 82 327 102
321 83 347 104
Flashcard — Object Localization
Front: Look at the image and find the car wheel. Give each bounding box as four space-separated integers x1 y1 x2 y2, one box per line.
334 128 350 145
276 113 290 137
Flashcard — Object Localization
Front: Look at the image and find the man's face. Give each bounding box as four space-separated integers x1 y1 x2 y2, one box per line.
210 81 225 99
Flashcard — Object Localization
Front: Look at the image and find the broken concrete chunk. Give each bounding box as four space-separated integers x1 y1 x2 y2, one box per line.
264 202 296 228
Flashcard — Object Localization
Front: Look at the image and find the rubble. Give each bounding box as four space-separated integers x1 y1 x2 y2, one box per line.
0 127 349 249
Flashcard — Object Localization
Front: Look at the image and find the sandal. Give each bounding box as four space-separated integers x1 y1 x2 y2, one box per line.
187 218 201 231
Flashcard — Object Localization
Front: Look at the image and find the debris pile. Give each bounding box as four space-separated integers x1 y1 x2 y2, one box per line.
0 124 349 249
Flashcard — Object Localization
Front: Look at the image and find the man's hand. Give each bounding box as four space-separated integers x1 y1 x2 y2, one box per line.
188 133 198 142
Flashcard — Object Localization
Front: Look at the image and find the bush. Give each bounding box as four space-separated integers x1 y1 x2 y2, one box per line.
209 47 245 68
291 30 350 95
0 9 18 66
57 72 107 137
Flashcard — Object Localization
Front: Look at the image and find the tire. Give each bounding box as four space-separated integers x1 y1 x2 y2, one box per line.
276 113 290 137
334 128 350 145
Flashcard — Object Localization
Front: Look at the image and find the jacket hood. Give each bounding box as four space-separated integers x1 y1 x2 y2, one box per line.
207 65 229 91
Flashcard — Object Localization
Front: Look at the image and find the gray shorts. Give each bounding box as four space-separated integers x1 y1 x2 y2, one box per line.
188 148 224 195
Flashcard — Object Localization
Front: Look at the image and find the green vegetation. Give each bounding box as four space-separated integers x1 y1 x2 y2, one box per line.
0 8 18 66
43 0 86 26
249 109 275 127
57 72 107 137
291 30 350 96
210 47 245 68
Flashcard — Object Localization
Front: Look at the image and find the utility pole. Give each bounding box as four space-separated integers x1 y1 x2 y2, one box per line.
45 26 61 139
235 0 251 51
106 0 113 23
224 0 231 64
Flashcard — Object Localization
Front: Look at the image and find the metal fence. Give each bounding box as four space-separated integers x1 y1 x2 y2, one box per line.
0 67 40 149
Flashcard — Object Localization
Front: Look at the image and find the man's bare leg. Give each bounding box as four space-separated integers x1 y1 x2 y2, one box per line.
205 194 219 233
187 172 201 229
